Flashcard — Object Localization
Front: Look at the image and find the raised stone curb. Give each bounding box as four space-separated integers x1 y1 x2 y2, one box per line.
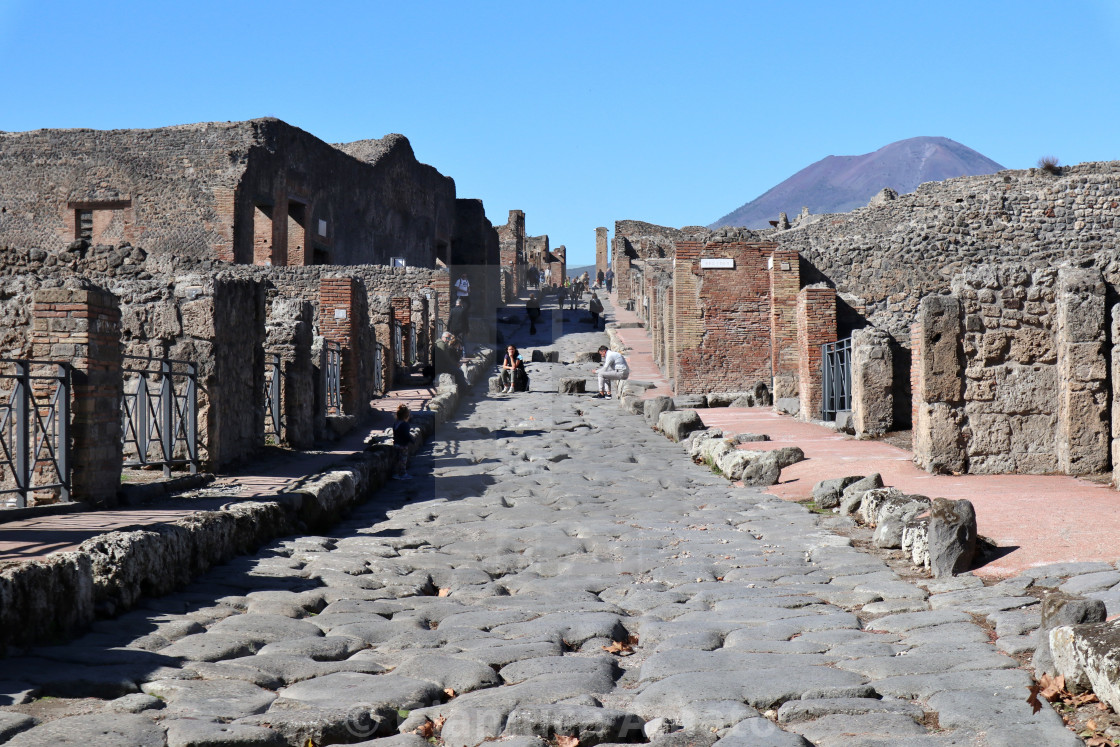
0 347 494 653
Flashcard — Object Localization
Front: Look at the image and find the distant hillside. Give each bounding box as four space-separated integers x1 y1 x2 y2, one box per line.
711 137 1005 229
566 263 596 279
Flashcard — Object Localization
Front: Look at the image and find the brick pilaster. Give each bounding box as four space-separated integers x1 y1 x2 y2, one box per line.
797 286 836 421
32 288 123 507
319 277 362 414
770 248 801 399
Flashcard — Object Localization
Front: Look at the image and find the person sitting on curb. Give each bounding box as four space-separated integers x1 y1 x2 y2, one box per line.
499 345 527 393
392 404 413 480
435 332 467 389
594 344 629 398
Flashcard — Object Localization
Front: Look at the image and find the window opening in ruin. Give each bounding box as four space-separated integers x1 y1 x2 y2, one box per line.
286 201 307 266
436 241 449 266
312 246 331 265
77 210 93 241
252 204 274 266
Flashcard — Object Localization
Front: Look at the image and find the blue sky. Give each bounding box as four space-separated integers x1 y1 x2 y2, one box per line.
2 1 1117 266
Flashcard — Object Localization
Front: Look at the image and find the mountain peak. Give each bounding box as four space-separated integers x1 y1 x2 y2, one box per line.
710 137 1005 229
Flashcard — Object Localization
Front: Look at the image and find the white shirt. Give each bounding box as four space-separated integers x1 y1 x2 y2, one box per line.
600 350 629 372
455 277 470 297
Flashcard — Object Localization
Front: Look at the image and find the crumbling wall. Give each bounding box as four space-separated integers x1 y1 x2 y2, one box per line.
0 119 459 268
773 162 1120 343
913 265 1110 476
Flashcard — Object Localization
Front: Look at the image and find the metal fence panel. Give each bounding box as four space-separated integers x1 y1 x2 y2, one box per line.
0 360 71 508
393 322 404 367
325 341 342 415
821 337 852 421
264 353 282 443
121 355 199 477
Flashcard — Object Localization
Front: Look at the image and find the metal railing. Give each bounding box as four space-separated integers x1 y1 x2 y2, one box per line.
373 345 383 395
393 321 405 367
435 318 445 339
0 360 70 508
264 352 282 443
821 337 853 421
121 355 198 477
325 341 342 415
409 324 418 365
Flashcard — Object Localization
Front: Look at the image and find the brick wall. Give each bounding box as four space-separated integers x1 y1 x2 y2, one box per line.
674 242 775 394
797 285 836 420
31 288 123 507
319 277 365 416
0 120 458 269
769 248 801 399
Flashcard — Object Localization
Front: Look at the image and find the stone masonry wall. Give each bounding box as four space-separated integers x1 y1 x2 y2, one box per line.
772 161 1120 344
0 120 458 268
913 265 1110 476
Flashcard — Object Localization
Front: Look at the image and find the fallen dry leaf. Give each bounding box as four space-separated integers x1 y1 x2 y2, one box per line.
1027 683 1043 715
556 735 579 747
437 588 450 597
444 688 457 698
1087 719 1098 731
433 715 446 732
1039 673 1065 702
413 720 435 739
601 640 633 656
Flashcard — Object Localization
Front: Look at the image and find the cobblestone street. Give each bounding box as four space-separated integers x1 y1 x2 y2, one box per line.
0 307 1085 746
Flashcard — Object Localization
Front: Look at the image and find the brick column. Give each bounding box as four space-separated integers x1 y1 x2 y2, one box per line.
912 294 966 473
770 248 801 400
797 285 836 421
595 227 609 277
319 277 362 415
32 288 122 507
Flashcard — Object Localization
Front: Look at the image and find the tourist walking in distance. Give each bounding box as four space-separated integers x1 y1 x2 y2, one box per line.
588 292 604 329
604 266 614 294
454 272 471 312
526 293 541 335
392 405 413 480
594 344 629 398
597 268 605 288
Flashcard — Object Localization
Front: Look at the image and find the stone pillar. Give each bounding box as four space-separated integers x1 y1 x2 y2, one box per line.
265 299 314 449
596 227 609 277
32 287 122 507
320 277 363 415
769 248 801 399
851 326 894 438
912 294 966 474
1056 268 1108 475
797 285 836 421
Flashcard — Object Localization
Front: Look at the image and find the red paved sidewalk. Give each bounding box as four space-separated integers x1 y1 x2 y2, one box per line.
0 384 437 562
607 291 1120 578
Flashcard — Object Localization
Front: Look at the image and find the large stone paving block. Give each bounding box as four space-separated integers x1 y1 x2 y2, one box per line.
164 719 286 747
142 678 277 719
5 713 164 747
278 671 442 711
504 704 645 746
631 668 868 717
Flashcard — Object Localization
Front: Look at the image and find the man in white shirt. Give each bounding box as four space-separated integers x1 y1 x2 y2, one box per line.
594 345 629 398
455 273 470 312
